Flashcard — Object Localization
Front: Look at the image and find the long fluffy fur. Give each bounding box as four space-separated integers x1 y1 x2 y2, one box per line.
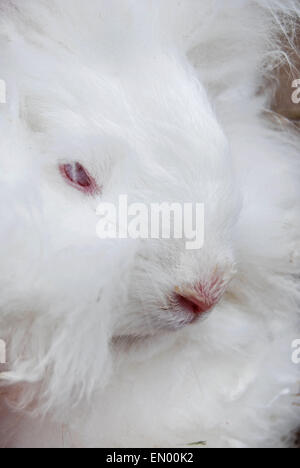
0 0 299 448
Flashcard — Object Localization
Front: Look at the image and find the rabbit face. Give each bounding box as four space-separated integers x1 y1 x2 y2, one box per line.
0 49 241 411
18 54 239 340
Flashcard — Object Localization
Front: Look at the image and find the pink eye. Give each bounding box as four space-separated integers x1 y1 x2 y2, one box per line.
60 162 100 195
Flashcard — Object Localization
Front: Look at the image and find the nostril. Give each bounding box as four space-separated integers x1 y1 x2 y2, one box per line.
175 292 215 316
174 278 226 317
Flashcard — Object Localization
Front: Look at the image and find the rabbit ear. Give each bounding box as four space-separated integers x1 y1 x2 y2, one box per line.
0 310 112 417
0 236 137 418
0 272 114 417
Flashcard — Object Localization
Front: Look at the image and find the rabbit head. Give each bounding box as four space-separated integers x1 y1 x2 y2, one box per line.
0 2 240 414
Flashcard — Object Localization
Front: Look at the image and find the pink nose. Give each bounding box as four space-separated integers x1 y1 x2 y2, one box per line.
175 278 225 317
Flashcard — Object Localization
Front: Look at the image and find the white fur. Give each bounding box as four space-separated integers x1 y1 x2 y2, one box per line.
0 0 299 448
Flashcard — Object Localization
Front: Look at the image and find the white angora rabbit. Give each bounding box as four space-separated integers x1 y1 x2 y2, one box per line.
0 0 299 448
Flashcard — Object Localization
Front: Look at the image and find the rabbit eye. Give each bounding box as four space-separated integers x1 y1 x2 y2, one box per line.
60 162 100 195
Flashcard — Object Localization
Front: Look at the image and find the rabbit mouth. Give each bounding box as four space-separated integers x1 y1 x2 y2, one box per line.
111 305 206 349
159 305 210 332
112 283 224 339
